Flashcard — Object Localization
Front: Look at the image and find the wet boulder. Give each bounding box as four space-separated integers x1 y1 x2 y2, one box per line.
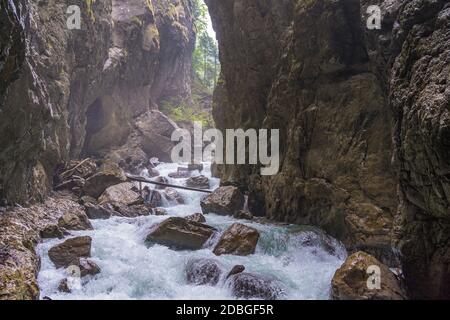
186 175 210 189
58 278 71 293
233 210 253 220
213 223 260 256
58 211 93 231
331 251 407 300
226 265 245 279
48 237 92 268
147 167 160 178
186 258 222 286
228 273 285 300
112 203 152 217
137 110 179 162
186 213 206 223
98 182 141 206
145 217 217 250
153 208 168 216
84 203 114 220
201 186 245 216
83 163 127 198
78 258 101 277
164 187 185 204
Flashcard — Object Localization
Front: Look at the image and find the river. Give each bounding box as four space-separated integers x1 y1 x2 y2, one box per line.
37 162 346 300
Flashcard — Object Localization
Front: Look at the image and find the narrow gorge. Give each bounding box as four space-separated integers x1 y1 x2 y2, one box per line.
0 0 449 301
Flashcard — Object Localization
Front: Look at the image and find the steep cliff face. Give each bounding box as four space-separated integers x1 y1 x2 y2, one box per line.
208 0 449 298
208 0 396 263
389 0 450 299
0 0 195 204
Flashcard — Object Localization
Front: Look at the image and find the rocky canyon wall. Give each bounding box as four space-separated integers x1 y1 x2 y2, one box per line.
0 0 195 204
207 0 449 299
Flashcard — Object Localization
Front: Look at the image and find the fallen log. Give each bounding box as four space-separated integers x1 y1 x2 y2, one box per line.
125 173 213 194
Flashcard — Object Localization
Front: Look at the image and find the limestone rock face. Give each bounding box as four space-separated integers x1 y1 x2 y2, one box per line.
387 0 450 299
0 0 195 204
331 251 406 300
213 223 260 256
200 186 245 216
207 0 450 298
145 217 217 250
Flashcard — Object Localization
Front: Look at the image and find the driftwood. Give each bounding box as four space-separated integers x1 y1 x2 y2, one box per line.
59 158 92 181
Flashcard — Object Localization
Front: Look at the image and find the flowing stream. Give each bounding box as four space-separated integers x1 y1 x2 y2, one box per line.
37 163 346 300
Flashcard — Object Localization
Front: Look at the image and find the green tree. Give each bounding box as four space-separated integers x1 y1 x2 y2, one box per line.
192 0 219 90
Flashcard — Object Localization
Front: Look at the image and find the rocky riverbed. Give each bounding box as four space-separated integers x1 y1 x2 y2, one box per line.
35 162 347 300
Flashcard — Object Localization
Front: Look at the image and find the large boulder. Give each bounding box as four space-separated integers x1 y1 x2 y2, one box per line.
58 211 93 231
48 237 92 269
83 163 127 198
186 175 210 189
213 223 260 256
201 186 245 216
227 273 285 300
98 182 141 206
136 111 179 162
145 217 216 250
84 203 114 220
331 251 407 300
112 203 152 218
185 258 222 286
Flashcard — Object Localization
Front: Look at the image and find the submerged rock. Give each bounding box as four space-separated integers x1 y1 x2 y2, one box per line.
186 175 210 189
186 258 222 286
233 210 253 220
58 278 71 293
78 258 101 277
153 176 169 190
331 251 407 300
228 273 285 300
186 213 206 223
201 186 245 216
48 236 92 269
58 211 93 231
145 217 216 250
213 223 260 256
83 163 127 198
153 208 168 216
164 188 185 204
226 265 245 279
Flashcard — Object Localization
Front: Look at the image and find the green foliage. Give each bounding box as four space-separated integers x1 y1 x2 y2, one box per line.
192 0 219 90
160 98 213 127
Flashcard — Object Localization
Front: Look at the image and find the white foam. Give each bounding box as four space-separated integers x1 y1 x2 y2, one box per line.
37 162 345 300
